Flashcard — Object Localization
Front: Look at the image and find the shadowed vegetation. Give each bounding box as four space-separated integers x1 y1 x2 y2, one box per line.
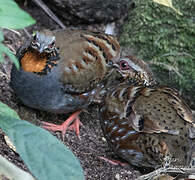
120 0 195 108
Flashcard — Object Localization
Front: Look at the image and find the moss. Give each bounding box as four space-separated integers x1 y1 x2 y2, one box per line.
120 0 195 108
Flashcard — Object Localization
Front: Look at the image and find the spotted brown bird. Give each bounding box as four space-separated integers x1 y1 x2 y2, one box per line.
10 29 121 138
100 76 195 168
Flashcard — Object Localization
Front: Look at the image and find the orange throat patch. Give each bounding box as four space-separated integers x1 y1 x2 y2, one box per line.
21 50 47 73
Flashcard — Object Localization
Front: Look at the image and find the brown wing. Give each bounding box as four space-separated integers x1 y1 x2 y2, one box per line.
158 87 194 124
101 85 168 167
101 84 194 168
54 29 120 93
128 86 194 135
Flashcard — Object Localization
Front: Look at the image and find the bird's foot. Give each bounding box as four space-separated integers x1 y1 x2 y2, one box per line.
41 110 82 139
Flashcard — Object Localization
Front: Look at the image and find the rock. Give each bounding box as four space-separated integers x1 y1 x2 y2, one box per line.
42 0 133 25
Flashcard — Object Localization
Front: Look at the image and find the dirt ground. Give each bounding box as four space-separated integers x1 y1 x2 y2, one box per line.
0 3 143 180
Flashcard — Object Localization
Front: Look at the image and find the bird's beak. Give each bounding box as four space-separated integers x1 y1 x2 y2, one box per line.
38 44 44 53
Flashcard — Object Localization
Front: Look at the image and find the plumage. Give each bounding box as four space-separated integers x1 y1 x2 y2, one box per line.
99 55 195 168
100 84 195 168
10 29 121 137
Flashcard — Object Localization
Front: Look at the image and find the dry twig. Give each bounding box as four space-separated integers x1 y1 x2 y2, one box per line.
149 61 183 78
137 166 195 180
32 0 66 29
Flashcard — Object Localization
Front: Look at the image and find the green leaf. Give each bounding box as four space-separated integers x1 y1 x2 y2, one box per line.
0 29 4 41
0 155 35 180
0 43 19 68
0 52 2 62
0 102 85 180
0 0 35 29
0 29 4 62
0 102 19 119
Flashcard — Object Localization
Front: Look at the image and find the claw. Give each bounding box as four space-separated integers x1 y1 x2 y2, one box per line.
41 110 82 139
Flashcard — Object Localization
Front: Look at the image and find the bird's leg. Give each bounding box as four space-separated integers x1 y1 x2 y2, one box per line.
41 110 82 139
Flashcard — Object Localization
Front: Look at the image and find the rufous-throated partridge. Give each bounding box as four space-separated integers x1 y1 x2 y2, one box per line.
10 29 122 138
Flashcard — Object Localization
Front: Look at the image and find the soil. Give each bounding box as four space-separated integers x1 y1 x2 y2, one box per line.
0 2 142 180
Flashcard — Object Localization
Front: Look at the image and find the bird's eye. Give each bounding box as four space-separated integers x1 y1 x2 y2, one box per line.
32 35 37 44
119 60 130 70
48 41 55 49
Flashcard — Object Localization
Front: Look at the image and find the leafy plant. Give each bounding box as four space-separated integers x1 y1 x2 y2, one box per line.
0 102 85 180
0 154 34 180
0 1 85 179
120 0 195 108
0 0 35 66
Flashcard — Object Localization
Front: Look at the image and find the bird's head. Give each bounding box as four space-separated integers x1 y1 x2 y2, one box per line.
31 30 56 53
